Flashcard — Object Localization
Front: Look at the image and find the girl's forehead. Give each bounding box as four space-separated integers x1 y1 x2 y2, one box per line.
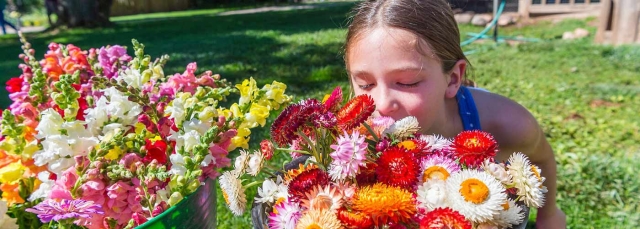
348 27 437 61
347 27 439 71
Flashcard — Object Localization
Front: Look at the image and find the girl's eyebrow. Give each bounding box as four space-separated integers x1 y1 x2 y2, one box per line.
350 66 423 77
386 66 424 75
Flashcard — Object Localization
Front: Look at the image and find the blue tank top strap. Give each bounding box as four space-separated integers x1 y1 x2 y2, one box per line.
456 86 482 130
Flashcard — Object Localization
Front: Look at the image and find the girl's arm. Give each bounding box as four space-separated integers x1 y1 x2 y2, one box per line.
526 124 566 229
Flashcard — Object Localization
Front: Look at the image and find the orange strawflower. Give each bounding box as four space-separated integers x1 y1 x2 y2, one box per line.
351 183 416 226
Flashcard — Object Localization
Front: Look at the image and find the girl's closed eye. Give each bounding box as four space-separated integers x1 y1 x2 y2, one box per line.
397 81 421 88
358 83 374 90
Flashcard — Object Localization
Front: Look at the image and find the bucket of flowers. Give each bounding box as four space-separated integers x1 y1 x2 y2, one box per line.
0 35 290 229
220 86 546 229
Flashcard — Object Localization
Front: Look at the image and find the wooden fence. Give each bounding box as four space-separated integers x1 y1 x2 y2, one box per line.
518 0 602 18
111 0 191 17
595 0 640 45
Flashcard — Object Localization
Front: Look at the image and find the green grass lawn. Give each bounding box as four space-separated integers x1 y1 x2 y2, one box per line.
1 2 639 228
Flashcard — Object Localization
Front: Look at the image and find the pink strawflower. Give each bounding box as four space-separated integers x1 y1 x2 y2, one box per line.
328 131 368 181
289 139 303 159
418 154 461 183
268 200 302 229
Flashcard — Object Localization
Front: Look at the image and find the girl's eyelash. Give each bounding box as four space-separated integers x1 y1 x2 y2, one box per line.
358 84 374 89
398 82 420 87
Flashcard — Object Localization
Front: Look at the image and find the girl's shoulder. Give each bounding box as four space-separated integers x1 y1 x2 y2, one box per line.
469 89 543 161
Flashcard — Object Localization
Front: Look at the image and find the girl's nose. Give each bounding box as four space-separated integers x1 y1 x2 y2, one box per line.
372 88 399 117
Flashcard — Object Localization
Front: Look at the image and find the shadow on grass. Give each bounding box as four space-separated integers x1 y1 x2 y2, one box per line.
0 3 356 108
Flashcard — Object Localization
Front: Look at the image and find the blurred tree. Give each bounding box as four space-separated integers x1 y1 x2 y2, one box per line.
54 0 113 27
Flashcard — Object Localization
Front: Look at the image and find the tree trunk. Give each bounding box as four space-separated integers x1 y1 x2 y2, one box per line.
56 0 114 28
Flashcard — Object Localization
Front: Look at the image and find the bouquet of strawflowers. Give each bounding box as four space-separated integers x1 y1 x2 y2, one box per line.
0 35 290 229
220 86 548 229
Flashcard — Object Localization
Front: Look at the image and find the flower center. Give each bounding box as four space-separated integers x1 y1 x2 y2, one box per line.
502 202 510 210
398 140 416 150
459 178 490 204
423 166 450 182
531 166 542 183
464 137 480 148
311 194 334 211
222 190 230 205
306 223 322 229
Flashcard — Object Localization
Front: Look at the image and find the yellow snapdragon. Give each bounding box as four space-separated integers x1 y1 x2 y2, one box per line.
0 162 26 184
243 103 270 128
236 77 258 105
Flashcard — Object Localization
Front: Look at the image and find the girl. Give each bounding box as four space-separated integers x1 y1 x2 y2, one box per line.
345 0 566 228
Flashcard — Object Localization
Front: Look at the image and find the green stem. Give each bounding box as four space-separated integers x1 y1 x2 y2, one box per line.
262 170 277 178
244 180 263 189
362 122 379 142
276 148 310 154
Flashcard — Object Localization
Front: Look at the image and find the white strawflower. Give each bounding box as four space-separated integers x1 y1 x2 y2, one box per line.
416 179 449 211
482 160 512 185
246 151 265 176
255 176 288 204
507 152 547 208
446 169 508 223
491 199 525 228
233 150 250 175
382 116 420 138
419 134 453 152
218 170 247 216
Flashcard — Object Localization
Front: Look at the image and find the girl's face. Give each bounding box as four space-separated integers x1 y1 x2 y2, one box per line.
347 27 462 133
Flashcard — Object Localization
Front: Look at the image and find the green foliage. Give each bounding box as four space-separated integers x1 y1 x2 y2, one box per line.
0 3 638 229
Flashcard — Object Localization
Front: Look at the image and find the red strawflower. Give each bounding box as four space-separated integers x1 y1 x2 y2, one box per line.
336 208 374 229
355 162 378 187
419 207 472 229
452 130 498 168
259 139 274 160
143 139 168 165
295 98 325 130
288 168 329 202
5 77 23 93
270 103 302 147
337 95 375 131
271 99 325 147
400 138 432 160
323 86 343 113
375 146 419 190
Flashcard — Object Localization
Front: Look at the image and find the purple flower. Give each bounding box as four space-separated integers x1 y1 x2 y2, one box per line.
98 45 131 78
26 199 104 223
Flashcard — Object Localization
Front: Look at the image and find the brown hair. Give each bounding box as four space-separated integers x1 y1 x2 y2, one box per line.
345 0 475 86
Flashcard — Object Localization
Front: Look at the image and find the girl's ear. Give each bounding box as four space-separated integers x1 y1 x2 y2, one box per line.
445 60 466 99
